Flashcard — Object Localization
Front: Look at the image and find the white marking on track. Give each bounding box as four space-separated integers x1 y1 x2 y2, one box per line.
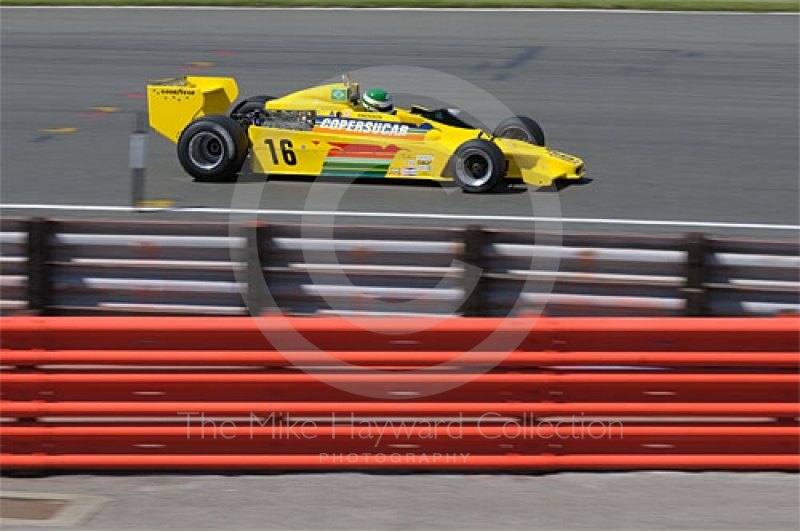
0 6 796 15
1 203 798 230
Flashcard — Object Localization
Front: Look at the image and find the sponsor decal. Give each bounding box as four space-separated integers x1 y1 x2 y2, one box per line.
417 155 434 163
547 149 581 164
406 160 416 168
390 167 400 175
153 88 196 96
402 168 417 176
343 110 351 117
316 117 412 137
417 164 432 172
319 143 402 178
331 88 348 101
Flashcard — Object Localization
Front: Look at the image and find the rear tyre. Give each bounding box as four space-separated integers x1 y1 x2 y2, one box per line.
449 139 506 193
229 95 275 119
493 115 545 146
177 115 248 182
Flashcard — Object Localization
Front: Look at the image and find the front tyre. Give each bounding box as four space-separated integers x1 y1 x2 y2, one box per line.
177 115 248 182
450 139 506 193
493 115 545 146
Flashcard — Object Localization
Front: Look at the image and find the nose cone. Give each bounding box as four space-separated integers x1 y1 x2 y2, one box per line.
546 149 585 178
495 138 585 186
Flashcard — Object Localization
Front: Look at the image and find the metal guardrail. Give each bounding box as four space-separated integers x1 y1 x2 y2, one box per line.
26 218 247 316
0 218 28 313
485 230 688 317
263 223 464 316
706 238 800 316
0 217 797 317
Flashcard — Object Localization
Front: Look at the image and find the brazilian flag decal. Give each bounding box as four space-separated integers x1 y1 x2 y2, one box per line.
331 88 347 101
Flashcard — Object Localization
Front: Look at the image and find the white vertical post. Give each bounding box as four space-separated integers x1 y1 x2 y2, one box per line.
130 111 148 209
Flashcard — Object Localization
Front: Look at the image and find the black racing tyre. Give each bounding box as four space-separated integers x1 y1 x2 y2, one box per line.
177 115 248 182
229 95 275 118
493 115 546 146
449 139 506 193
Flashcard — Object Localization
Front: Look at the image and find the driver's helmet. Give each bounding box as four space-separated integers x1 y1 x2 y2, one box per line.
362 87 394 114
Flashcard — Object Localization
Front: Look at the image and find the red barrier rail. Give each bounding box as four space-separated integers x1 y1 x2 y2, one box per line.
2 455 798 471
2 316 798 351
1 316 798 472
2 426 797 455
3 401 797 418
2 372 797 402
3 350 798 368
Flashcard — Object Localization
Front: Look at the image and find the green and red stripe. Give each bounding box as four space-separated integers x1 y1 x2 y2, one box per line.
320 143 401 178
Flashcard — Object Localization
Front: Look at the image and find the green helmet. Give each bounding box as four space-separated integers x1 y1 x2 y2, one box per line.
362 87 394 114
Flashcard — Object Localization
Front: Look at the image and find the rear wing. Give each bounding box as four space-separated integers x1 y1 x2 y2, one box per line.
146 76 238 143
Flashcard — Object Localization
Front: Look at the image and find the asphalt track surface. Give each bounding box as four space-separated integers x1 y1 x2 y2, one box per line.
4 472 799 530
1 8 798 237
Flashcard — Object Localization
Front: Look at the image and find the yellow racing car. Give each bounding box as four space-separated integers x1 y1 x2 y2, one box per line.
147 74 584 193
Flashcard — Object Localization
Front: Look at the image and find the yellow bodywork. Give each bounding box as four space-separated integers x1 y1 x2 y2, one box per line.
147 76 584 187
147 76 238 143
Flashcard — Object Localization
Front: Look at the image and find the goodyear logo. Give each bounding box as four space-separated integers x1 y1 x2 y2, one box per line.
547 150 581 164
317 118 410 136
153 88 196 96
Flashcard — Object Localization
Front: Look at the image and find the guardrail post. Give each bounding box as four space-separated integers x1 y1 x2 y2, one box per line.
243 222 271 315
26 218 53 316
130 111 148 209
683 232 709 316
459 225 488 316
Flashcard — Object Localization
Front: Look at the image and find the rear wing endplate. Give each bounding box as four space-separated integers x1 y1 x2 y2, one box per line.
146 76 239 143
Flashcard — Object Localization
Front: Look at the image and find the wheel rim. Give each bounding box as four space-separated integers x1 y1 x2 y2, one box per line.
188 132 225 170
456 149 493 187
499 125 531 142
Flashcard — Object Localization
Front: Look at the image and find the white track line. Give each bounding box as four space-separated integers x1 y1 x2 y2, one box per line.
1 203 798 230
0 6 796 15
